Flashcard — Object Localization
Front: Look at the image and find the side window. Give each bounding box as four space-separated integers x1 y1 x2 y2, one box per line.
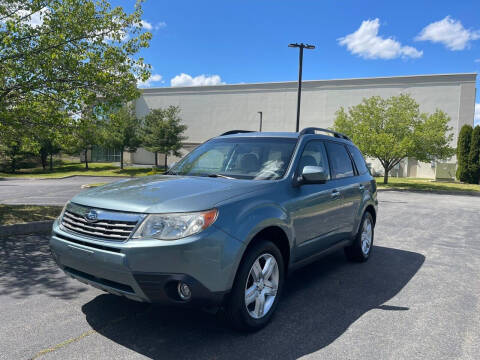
348 145 369 175
325 142 354 179
298 141 330 180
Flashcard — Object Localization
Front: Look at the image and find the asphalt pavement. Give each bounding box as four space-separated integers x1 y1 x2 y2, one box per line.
1 191 479 359
0 176 124 206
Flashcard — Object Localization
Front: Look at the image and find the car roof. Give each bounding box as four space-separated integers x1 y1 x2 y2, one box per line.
214 131 353 145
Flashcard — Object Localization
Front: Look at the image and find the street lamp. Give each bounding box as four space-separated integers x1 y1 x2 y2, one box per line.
288 43 315 132
257 111 263 132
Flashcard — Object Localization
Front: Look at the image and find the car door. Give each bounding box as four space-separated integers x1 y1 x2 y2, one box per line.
324 141 362 238
289 140 346 260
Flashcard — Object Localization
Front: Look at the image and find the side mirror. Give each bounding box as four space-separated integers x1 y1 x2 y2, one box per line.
300 166 328 184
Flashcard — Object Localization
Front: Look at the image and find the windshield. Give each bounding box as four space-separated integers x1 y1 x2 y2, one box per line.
169 137 297 180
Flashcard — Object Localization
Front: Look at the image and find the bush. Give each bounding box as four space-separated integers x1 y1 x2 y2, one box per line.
456 125 473 182
468 126 480 184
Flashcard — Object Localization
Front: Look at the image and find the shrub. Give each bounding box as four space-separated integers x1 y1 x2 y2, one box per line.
468 126 480 184
456 125 473 182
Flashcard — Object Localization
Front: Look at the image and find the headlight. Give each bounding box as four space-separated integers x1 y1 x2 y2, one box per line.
132 209 218 240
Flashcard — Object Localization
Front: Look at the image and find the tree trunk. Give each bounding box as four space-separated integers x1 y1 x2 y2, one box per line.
164 153 168 170
49 153 53 171
40 153 47 170
120 149 124 170
84 149 89 170
10 156 16 174
154 152 158 167
383 171 389 184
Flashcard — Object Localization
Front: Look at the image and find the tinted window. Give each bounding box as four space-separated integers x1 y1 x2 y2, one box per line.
325 142 354 179
348 145 368 175
298 141 330 180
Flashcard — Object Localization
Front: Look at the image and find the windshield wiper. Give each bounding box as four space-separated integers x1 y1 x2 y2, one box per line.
207 173 235 179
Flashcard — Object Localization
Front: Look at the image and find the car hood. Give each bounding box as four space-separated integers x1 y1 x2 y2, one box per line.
71 175 267 213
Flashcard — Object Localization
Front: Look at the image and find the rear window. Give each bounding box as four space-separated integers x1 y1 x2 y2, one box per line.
348 145 369 175
325 142 354 179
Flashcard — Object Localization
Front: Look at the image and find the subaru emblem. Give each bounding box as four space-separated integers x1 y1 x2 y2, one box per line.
84 209 98 222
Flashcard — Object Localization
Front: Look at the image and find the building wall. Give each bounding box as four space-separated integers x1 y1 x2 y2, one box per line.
134 73 477 176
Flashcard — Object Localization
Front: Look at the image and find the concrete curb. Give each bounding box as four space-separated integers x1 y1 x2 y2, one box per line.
377 188 480 197
0 220 53 236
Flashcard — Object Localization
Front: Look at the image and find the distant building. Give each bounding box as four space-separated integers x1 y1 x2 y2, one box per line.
127 73 476 179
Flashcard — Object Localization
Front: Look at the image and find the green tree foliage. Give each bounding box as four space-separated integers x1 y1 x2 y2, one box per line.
468 126 480 184
102 104 141 169
334 94 454 184
0 0 151 121
456 125 473 182
0 123 37 172
65 111 101 169
0 0 152 171
141 106 187 168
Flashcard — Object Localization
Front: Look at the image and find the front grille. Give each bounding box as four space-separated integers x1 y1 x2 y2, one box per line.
61 204 143 241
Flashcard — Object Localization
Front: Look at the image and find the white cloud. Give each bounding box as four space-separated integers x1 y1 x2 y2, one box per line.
170 73 225 87
416 16 480 51
155 21 167 30
475 103 480 126
139 20 166 31
137 74 163 88
338 19 423 59
140 20 153 30
3 6 49 27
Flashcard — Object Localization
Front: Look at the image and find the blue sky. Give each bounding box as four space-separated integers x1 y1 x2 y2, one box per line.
114 0 479 124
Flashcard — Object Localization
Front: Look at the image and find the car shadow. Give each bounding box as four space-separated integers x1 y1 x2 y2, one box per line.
0 234 87 299
82 246 424 360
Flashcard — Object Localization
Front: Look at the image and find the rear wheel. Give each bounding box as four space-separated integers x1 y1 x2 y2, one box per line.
226 240 284 331
344 211 374 262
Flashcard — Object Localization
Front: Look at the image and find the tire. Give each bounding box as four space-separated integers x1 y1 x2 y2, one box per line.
344 211 374 262
225 240 285 332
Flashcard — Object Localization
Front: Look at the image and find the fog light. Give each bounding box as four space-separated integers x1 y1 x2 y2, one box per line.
177 282 191 300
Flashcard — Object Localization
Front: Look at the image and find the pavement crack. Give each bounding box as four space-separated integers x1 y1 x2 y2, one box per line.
29 306 151 359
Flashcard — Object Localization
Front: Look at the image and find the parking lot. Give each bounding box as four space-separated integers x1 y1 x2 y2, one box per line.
0 176 122 206
1 190 479 360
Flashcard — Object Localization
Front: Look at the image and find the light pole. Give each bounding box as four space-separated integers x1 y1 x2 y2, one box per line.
257 111 263 131
288 43 315 132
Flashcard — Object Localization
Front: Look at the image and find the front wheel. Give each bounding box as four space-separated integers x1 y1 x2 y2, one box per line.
344 211 374 262
226 240 284 332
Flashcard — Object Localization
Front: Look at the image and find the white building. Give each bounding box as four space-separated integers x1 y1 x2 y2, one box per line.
130 73 477 179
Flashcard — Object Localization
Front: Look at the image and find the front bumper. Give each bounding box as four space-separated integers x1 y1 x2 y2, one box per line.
49 219 245 306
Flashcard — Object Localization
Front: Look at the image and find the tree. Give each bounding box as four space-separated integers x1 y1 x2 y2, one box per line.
456 125 473 182
0 0 152 131
0 124 37 172
102 104 141 169
334 94 454 184
468 126 480 184
66 112 101 169
141 106 187 168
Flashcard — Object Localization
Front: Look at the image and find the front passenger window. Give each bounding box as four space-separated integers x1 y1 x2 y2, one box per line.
298 141 330 180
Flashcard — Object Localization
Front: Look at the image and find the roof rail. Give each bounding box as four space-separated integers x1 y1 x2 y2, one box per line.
299 127 351 141
220 130 255 136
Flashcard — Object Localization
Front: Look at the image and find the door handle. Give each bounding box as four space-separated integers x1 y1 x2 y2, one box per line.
359 184 365 191
331 189 341 198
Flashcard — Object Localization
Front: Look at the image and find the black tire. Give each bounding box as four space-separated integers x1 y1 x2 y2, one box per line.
344 211 374 262
225 240 285 332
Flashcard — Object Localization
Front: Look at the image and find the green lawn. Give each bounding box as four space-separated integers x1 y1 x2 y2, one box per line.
0 162 164 179
0 204 63 225
375 177 480 193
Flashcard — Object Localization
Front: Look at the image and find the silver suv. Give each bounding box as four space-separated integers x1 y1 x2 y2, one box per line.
50 127 378 331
